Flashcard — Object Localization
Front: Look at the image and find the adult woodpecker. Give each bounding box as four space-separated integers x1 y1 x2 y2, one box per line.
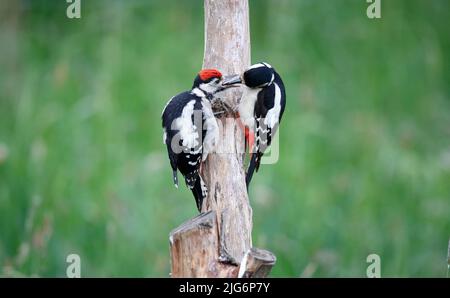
222 62 286 187
162 69 237 211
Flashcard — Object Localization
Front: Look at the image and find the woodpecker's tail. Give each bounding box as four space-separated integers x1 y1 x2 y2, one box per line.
190 176 207 212
172 170 179 188
246 152 262 187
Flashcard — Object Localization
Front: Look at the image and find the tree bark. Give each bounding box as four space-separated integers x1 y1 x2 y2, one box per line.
169 0 275 278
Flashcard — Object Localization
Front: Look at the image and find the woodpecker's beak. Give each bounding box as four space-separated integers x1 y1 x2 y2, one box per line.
221 74 242 87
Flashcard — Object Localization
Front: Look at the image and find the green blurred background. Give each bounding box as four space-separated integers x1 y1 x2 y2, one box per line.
1 0 449 277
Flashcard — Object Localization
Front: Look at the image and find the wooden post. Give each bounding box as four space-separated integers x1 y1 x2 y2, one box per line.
201 0 252 266
169 0 276 278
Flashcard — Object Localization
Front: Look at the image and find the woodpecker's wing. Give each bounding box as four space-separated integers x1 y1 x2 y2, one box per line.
246 71 286 187
162 91 216 211
162 96 180 187
162 92 203 185
254 71 285 154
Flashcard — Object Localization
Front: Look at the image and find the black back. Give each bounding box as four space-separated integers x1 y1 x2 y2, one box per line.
162 91 206 179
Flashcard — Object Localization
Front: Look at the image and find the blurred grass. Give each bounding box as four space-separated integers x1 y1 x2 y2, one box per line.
0 0 449 277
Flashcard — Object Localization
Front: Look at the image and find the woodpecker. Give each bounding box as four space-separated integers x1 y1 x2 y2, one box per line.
222 62 286 187
162 69 236 211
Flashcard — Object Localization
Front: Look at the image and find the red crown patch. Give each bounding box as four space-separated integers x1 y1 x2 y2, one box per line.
199 69 222 81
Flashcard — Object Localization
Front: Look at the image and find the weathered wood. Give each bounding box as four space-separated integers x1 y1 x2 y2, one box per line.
170 211 238 278
169 0 276 278
238 248 276 278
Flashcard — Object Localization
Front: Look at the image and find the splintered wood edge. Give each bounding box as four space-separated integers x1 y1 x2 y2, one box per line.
238 247 277 278
169 211 216 245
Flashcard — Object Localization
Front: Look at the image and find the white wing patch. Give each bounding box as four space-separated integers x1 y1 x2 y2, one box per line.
174 100 199 149
264 82 281 129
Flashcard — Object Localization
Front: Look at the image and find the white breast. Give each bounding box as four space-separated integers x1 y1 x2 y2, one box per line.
238 87 260 130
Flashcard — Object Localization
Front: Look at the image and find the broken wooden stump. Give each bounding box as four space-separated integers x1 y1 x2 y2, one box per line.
170 211 276 278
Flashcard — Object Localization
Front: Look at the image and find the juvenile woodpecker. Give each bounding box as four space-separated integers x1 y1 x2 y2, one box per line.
162 69 236 211
223 62 286 187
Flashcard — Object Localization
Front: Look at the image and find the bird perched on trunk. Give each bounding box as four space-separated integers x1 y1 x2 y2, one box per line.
162 69 238 211
222 62 286 187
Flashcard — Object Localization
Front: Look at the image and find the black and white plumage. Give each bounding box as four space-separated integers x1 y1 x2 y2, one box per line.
223 62 286 187
162 69 233 211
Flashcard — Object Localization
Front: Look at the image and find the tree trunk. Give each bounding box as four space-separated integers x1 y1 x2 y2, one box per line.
169 0 276 278
201 0 252 266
